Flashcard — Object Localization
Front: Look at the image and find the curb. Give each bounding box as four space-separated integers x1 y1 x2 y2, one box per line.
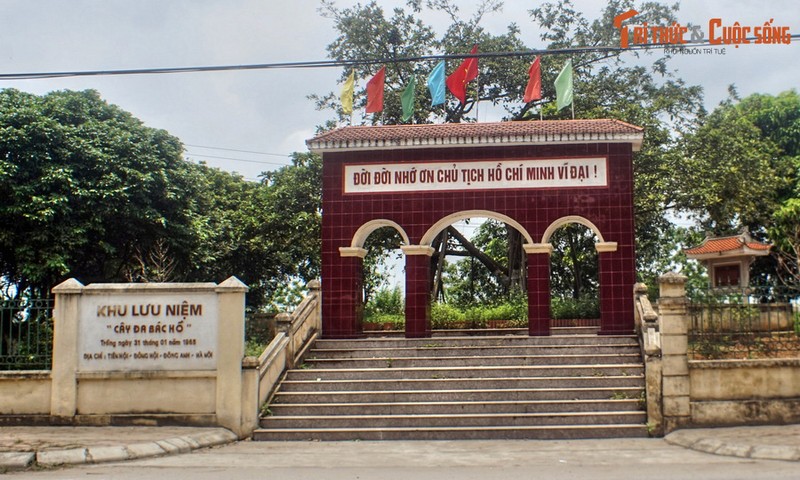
1 428 238 472
665 430 800 462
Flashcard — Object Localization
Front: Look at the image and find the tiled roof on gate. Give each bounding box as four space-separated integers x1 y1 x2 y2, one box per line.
684 233 771 257
307 119 644 152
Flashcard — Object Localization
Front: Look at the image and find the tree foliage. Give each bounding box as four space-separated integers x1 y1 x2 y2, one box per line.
0 89 198 297
674 90 797 233
0 89 321 310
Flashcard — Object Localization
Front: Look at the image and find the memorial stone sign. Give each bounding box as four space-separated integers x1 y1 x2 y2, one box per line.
77 292 218 372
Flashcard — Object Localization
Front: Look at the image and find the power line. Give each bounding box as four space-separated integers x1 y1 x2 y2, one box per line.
184 143 290 158
184 152 290 166
3 40 792 81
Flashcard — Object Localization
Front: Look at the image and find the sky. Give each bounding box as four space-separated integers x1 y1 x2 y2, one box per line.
1 0 798 181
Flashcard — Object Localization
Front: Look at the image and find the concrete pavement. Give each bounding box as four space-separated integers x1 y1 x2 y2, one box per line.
1 424 799 472
664 424 800 462
0 426 237 471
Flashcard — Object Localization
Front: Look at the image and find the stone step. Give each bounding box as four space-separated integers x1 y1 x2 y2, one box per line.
364 326 602 337
285 364 644 381
256 332 646 442
267 398 642 416
271 386 643 404
277 375 645 392
305 353 642 369
260 411 647 429
314 335 636 350
308 344 641 359
252 424 649 441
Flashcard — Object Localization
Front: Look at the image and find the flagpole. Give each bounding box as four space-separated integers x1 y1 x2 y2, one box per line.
474 50 480 122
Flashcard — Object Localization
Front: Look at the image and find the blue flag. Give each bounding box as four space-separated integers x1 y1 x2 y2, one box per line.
427 61 446 106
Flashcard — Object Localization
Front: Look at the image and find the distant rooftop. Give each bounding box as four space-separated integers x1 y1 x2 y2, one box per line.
685 233 771 259
307 119 644 153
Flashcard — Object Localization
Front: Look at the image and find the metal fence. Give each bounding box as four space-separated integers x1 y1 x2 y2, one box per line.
688 285 800 360
0 296 54 370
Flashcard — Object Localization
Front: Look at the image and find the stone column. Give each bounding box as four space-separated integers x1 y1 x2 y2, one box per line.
658 272 691 432
215 276 249 437
402 245 434 338
50 278 85 420
524 244 552 336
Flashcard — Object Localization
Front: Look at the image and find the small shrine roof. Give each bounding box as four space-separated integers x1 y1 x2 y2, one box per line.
684 233 771 259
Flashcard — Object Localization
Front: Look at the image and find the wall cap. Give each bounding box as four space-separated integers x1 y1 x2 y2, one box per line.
52 278 85 294
216 276 249 293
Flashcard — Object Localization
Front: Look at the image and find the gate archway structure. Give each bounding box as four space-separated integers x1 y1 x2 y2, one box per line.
308 120 643 338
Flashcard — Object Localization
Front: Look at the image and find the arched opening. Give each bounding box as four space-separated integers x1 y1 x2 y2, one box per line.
359 226 405 332
425 216 528 331
548 223 601 329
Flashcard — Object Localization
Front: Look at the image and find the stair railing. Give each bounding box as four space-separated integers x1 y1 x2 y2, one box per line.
634 282 663 435
241 280 321 435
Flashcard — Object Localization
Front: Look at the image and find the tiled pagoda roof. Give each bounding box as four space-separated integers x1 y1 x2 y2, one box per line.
307 119 644 152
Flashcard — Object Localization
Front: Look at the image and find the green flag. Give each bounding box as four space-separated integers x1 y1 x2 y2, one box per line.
401 76 416 122
554 59 573 111
340 69 355 115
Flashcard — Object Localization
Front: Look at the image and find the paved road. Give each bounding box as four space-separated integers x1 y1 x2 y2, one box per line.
8 438 798 480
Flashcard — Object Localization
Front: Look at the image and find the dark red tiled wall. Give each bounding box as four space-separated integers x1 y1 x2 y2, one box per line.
321 143 636 338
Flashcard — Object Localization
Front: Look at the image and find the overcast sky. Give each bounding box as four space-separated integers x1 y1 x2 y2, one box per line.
1 0 798 181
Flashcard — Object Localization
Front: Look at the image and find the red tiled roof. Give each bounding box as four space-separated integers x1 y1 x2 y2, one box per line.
307 119 644 152
685 234 771 256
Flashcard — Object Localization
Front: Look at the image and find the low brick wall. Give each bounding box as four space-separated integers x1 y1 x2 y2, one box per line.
689 359 800 426
639 273 800 435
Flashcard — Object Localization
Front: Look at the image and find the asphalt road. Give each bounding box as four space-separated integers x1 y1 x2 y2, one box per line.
9 438 799 480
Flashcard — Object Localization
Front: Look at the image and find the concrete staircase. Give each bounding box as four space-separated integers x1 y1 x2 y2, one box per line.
253 328 648 441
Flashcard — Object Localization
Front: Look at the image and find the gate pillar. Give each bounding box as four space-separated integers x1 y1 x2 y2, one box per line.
329 247 367 338
597 242 635 335
402 245 434 338
525 243 552 336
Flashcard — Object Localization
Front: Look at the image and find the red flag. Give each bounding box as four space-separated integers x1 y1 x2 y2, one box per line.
366 66 386 114
446 45 479 104
524 57 541 103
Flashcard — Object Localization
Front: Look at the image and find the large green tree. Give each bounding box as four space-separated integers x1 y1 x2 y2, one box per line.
0 89 198 297
674 90 798 233
673 90 800 284
0 88 322 311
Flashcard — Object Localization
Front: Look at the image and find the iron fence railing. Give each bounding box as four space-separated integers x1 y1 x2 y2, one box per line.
688 285 800 360
0 296 54 370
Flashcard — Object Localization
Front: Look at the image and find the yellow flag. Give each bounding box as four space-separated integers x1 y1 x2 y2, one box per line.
340 70 355 115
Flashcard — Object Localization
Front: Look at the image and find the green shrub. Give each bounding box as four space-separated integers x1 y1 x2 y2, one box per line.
431 302 466 329
365 286 404 316
365 312 405 328
551 296 600 319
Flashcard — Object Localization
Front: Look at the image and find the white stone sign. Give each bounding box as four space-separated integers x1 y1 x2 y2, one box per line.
77 292 218 372
343 157 608 194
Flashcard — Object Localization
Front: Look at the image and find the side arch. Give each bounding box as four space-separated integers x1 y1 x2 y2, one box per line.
419 210 534 246
540 215 606 244
350 219 410 249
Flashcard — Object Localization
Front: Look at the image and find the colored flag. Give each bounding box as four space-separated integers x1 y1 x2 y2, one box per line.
524 56 541 103
446 44 479 105
366 66 386 114
340 69 355 115
401 75 416 122
427 61 446 106
554 59 573 111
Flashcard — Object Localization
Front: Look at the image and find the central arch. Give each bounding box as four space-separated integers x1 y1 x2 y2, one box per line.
421 210 534 247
